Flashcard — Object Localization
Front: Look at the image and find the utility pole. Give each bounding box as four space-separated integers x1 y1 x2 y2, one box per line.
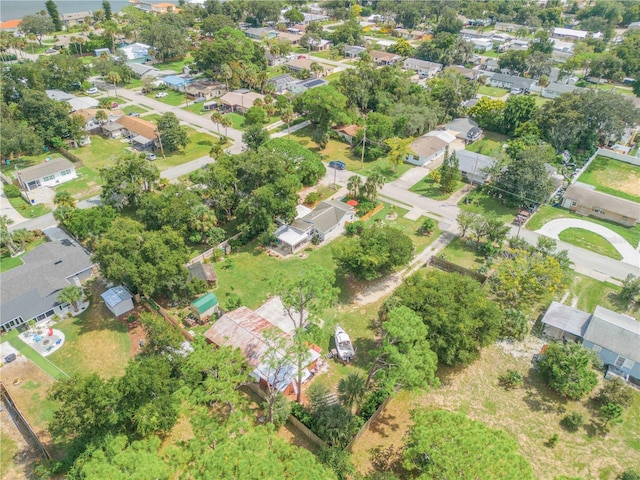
156 129 165 159
360 123 366 169
466 153 479 204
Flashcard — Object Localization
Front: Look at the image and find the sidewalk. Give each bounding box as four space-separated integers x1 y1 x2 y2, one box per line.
0 183 27 226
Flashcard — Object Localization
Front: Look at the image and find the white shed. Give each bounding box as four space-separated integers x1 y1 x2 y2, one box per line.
101 286 134 317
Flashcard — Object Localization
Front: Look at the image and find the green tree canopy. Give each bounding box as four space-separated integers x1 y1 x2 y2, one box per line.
157 112 189 152
261 138 326 186
393 270 503 366
100 154 160 209
403 410 535 480
19 14 54 45
538 342 599 400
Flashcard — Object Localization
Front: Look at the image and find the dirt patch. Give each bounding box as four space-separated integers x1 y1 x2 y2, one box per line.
609 174 640 197
0 405 40 480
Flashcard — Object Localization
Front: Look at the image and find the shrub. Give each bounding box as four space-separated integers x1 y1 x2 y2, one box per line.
499 308 529 340
359 388 390 420
3 184 21 198
290 401 314 429
561 412 584 432
546 433 559 448
593 378 633 409
355 199 378 216
304 191 321 205
345 220 365 236
618 470 640 480
498 369 524 390
318 447 355 480
224 292 242 310
419 217 437 236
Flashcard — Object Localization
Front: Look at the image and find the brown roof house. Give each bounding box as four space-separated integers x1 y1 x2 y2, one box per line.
369 50 402 66
185 80 227 101
285 58 334 78
333 124 361 145
204 303 321 395
115 116 159 151
562 184 640 227
217 89 265 114
406 130 456 166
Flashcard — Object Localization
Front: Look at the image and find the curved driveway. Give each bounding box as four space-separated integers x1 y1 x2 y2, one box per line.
535 218 640 267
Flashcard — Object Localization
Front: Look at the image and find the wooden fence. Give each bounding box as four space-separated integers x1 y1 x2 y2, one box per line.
359 203 385 222
345 394 394 452
187 232 242 266
143 300 194 341
0 382 51 460
428 256 489 284
55 147 84 165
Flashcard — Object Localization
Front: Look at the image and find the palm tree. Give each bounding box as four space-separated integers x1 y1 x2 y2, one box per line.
210 111 223 134
220 117 232 138
310 62 324 79
54 190 76 208
220 63 233 92
57 285 84 312
347 175 362 199
95 109 108 123
209 142 224 158
0 215 19 256
280 105 295 135
106 71 121 98
338 372 366 414
364 172 385 201
10 229 31 252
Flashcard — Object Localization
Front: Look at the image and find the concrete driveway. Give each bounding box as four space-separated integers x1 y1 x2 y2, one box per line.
535 218 640 267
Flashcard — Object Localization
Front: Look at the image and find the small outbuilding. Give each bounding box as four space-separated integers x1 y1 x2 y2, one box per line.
187 262 218 288
101 285 134 317
190 292 219 322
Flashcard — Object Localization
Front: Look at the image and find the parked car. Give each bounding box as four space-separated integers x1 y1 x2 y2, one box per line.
329 160 346 170
128 112 140 117
86 87 99 94
111 102 119 108
510 87 523 95
146 153 157 161
45 48 58 54
155 92 168 98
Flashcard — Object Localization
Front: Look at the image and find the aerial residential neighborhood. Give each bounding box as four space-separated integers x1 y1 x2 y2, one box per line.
1 1 640 479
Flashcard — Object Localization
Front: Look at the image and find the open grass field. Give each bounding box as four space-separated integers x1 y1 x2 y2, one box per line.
438 236 486 270
350 344 640 480
558 227 623 260
47 281 131 378
577 156 640 203
290 128 411 182
154 129 217 168
478 85 509 97
409 168 465 200
224 112 245 130
74 136 130 169
466 131 509 160
145 90 189 107
140 112 162 123
121 104 149 115
7 196 51 218
460 189 517 224
154 54 194 72
528 205 640 249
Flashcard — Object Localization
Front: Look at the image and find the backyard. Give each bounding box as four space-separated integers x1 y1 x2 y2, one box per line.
290 127 411 182
350 343 640 480
577 156 640 203
438 236 486 271
459 189 517 224
527 205 640 248
47 279 131 378
466 131 509 160
54 166 103 200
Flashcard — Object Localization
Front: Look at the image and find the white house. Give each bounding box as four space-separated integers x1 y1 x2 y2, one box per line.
455 150 499 185
406 130 456 166
403 58 443 78
15 157 77 191
541 82 584 99
101 285 134 317
552 27 588 40
119 42 152 62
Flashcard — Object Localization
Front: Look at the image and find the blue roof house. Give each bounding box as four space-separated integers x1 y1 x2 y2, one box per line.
162 75 193 92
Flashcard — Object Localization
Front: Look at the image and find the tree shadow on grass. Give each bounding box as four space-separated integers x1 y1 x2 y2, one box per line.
521 367 568 414
197 140 213 146
368 410 400 436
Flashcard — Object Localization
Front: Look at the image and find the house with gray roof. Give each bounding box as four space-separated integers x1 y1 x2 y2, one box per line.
455 150 499 185
0 229 95 332
14 157 77 192
562 184 640 227
266 74 299 94
403 58 443 78
344 45 366 59
541 82 584 99
542 302 640 383
244 27 277 40
488 73 536 91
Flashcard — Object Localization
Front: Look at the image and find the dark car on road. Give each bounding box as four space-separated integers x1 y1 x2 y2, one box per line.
329 160 346 170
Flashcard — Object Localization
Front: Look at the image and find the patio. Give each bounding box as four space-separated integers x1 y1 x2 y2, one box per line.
19 327 66 357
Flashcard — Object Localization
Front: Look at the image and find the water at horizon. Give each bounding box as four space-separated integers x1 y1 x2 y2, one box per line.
0 1 131 22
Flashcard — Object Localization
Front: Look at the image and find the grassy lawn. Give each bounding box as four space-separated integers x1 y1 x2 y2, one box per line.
141 113 162 123
577 155 640 203
478 85 509 97
0 430 18 475
350 344 640 479
558 227 623 260
530 93 551 107
438 236 486 270
146 90 189 107
562 274 628 315
184 101 208 114
310 51 341 60
324 71 344 83
409 168 465 200
154 54 194 72
368 204 442 255
154 129 218 168
54 166 103 200
0 237 46 273
466 131 509 160
74 136 130 169
123 78 143 89
4 330 69 381
224 112 245 130
47 280 131 378
121 104 149 115
291 127 411 182
7 196 50 218
584 83 635 96
459 189 517 224
527 205 640 248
